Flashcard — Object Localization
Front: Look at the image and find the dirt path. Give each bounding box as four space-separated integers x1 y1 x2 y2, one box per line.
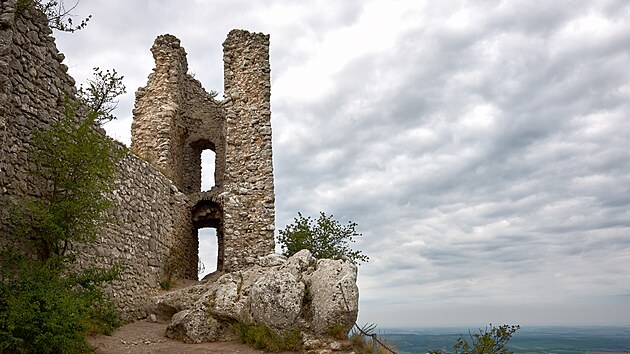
88 321 297 354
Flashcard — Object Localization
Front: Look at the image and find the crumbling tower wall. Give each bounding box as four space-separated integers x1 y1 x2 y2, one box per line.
131 30 275 274
221 30 275 271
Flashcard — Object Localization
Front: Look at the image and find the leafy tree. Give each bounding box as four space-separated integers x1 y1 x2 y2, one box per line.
12 68 125 261
429 324 520 354
1 68 125 351
277 212 369 264
78 67 127 124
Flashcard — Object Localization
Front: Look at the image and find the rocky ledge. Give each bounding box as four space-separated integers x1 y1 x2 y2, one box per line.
149 249 359 352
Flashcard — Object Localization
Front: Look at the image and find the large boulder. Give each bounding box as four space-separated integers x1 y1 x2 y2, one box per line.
250 271 305 329
151 283 214 322
165 308 233 343
151 250 360 347
310 258 359 335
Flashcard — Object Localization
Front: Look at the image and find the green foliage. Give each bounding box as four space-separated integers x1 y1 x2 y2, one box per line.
233 323 302 352
159 279 173 291
2 66 126 351
0 254 120 353
10 66 124 261
12 108 123 261
429 324 520 354
277 212 369 264
17 0 91 32
326 324 348 340
78 67 126 124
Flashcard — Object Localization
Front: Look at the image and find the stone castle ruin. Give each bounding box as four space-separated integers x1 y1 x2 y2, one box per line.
1 0 275 316
1 1 358 347
131 31 276 277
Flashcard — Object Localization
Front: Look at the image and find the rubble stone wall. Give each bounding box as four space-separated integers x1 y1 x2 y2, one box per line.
0 0 78 247
221 30 276 271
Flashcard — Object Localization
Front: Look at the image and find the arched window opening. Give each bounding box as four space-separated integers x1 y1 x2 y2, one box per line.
198 227 218 280
192 200 224 280
201 149 216 191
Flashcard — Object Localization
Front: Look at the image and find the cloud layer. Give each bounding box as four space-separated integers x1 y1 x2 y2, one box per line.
56 0 630 326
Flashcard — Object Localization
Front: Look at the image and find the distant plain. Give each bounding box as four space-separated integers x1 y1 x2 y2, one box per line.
379 325 630 354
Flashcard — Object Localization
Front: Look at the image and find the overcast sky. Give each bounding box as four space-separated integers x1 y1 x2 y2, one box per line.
54 0 630 327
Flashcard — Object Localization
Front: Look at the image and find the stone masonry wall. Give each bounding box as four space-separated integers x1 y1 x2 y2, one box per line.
0 0 77 246
221 30 275 271
0 1 191 320
74 153 192 320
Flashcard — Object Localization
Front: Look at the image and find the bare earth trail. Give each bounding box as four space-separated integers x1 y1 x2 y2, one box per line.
88 321 298 354
87 279 300 353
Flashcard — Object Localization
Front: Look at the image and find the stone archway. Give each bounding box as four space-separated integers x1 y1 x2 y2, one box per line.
192 200 224 273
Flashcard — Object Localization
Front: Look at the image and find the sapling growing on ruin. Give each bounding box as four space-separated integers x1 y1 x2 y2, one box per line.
79 67 127 124
12 68 125 260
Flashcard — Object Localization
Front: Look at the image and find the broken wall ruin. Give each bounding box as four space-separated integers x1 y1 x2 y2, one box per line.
0 0 275 320
132 30 276 275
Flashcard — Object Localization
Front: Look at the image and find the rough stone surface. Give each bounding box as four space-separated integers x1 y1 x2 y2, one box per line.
152 250 359 346
250 271 305 330
152 284 213 322
0 2 276 321
166 308 234 344
310 259 360 335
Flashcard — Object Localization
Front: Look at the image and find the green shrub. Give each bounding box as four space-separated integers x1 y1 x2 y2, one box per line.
429 324 520 354
159 278 173 291
0 256 120 353
233 323 302 352
277 212 369 264
326 324 348 340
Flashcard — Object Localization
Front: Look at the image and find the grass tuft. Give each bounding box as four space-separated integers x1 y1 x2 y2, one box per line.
233 323 302 352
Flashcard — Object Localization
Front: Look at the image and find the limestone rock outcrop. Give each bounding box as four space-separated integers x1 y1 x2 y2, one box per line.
151 250 359 346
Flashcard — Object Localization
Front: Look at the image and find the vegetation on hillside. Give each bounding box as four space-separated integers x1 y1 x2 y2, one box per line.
429 324 520 354
233 323 303 352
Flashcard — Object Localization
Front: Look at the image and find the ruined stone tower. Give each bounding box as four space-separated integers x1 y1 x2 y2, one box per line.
131 30 275 274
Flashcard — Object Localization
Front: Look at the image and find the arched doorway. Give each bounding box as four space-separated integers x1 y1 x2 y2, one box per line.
198 227 217 279
192 200 224 277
